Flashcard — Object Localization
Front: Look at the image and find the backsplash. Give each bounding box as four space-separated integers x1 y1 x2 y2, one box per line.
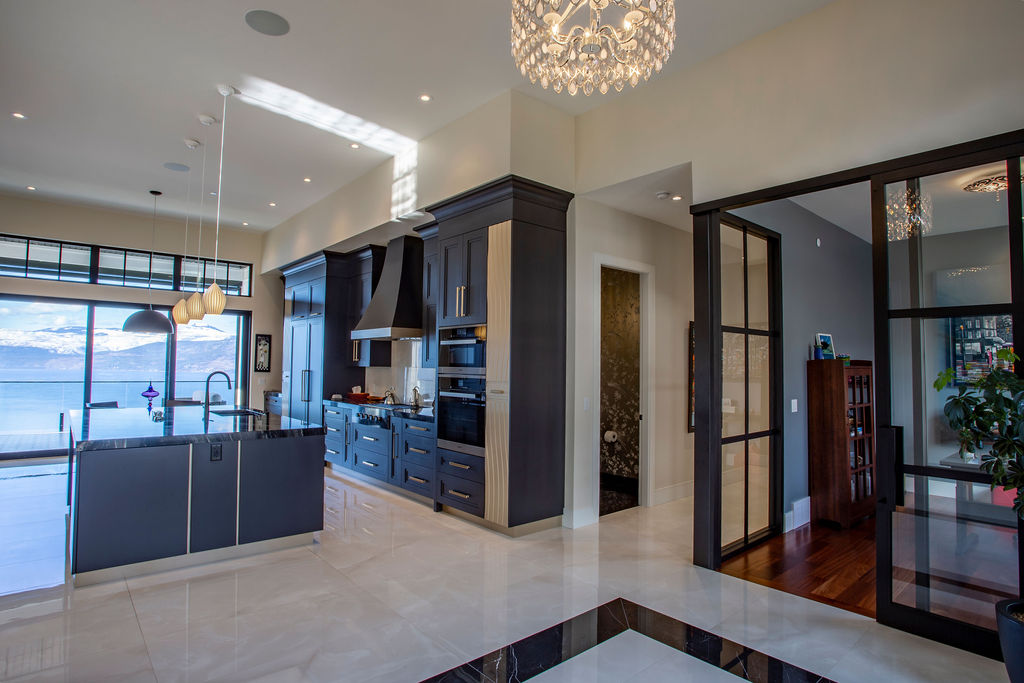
364 340 436 405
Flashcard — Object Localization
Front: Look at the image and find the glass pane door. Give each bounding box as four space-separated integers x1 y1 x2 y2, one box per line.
720 220 780 555
876 155 1022 654
90 305 170 409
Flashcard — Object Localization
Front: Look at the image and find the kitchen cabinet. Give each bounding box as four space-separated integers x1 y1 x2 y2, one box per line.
438 227 487 327
286 316 323 424
322 403 351 467
393 416 437 497
286 278 325 320
421 229 439 368
238 436 325 544
189 442 239 553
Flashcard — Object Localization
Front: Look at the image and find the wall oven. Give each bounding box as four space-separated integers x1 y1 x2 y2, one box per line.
437 375 486 457
439 325 486 376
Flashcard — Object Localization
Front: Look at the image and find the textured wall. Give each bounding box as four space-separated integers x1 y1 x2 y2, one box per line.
599 267 641 479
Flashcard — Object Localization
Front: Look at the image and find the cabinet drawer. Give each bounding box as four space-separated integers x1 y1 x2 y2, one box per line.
323 408 348 430
352 444 387 480
351 423 389 454
324 444 345 467
400 419 436 439
438 475 484 517
324 431 345 454
437 449 484 484
324 422 346 441
400 435 435 469
402 462 434 498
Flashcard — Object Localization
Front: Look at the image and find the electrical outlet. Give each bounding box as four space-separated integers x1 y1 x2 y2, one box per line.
791 398 798 413
211 444 222 462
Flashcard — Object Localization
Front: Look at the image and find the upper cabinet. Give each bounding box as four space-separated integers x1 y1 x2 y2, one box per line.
286 278 326 320
438 227 487 327
420 226 439 368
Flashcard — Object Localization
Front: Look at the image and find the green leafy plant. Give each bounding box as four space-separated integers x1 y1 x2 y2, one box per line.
934 348 1024 519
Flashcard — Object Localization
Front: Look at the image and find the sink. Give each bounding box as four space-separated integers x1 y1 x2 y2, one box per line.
211 408 263 417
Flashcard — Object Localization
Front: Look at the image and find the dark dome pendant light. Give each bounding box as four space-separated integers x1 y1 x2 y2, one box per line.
122 190 175 335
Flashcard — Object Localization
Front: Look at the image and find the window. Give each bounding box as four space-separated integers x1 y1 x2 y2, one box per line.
0 233 252 297
174 313 248 403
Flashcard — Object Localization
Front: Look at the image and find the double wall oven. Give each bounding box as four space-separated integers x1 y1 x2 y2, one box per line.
437 326 486 457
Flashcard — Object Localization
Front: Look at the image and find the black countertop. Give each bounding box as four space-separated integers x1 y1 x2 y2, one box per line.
322 399 435 423
70 406 324 452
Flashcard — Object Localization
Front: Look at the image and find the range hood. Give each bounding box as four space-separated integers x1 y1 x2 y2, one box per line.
351 235 424 341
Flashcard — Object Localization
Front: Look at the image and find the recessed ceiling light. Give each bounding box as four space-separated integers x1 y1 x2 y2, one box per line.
419 94 432 102
209 191 217 196
242 221 249 226
350 143 360 149
163 162 190 172
268 202 276 207
655 191 671 200
26 185 36 191
11 112 26 119
671 195 683 201
303 177 311 183
245 10 290 36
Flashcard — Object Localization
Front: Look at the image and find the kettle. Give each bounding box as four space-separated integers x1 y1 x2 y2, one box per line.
383 386 397 405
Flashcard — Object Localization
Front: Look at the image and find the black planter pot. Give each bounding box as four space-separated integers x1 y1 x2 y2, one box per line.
997 599 1024 683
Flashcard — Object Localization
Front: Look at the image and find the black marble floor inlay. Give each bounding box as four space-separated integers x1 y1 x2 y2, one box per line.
421 598 836 683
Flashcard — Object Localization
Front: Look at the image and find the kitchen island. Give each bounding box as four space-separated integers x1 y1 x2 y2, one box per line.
69 406 325 584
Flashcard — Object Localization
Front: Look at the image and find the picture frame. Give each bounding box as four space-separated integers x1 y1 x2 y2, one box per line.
254 334 272 372
815 332 836 359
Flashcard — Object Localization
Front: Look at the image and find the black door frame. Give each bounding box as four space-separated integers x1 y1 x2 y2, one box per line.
691 127 1024 658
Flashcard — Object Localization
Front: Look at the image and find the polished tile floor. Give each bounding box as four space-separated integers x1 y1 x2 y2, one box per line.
0 460 1009 682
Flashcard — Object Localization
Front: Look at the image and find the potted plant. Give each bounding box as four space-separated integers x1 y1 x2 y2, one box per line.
934 348 1023 681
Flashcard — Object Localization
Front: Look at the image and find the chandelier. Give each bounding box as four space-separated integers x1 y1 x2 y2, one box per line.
963 174 1008 202
511 0 676 96
885 184 932 242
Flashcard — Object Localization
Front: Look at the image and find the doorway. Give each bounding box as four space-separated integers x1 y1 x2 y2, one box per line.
599 266 641 516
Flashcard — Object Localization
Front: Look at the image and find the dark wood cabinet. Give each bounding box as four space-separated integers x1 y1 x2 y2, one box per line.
807 360 876 528
438 227 487 327
420 228 439 368
189 443 238 553
237 436 325 544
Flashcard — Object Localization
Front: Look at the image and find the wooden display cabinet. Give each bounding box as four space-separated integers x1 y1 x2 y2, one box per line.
807 359 876 528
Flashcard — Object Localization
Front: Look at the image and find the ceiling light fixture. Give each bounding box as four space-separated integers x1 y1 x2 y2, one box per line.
886 184 932 242
203 85 236 317
963 174 1009 201
512 0 676 96
268 202 276 207
123 191 174 335
11 112 26 119
671 194 683 201
164 162 190 172
419 94 432 102
242 221 249 226
26 186 36 191
173 148 197 326
303 177 311 183
350 143 360 149
187 122 211 322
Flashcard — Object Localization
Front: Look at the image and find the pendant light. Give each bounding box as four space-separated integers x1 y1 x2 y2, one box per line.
187 124 212 321
172 145 197 326
123 191 174 335
203 85 235 316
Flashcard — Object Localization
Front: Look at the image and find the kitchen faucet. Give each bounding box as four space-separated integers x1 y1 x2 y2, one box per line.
204 371 232 423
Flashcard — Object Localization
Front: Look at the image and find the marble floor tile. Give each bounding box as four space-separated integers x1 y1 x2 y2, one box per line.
531 631 680 683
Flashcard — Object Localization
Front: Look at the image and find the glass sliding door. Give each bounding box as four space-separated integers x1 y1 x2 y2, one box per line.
874 153 1024 657
720 218 781 556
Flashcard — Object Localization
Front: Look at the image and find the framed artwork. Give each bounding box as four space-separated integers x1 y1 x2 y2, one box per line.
255 334 272 372
816 332 836 359
688 321 695 433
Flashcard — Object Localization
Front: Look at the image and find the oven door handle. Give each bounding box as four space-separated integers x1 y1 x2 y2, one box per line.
439 339 482 346
439 391 485 400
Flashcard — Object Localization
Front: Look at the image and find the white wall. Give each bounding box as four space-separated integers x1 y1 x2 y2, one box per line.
0 192 283 407
575 0 1024 202
566 198 693 527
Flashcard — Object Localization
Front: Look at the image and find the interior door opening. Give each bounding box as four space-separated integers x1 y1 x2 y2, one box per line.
599 266 641 516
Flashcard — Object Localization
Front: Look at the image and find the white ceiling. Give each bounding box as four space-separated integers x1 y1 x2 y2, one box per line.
0 0 835 232
584 163 694 231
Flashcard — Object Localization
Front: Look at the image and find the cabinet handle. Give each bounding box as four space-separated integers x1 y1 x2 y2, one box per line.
409 475 427 484
449 461 471 470
490 389 505 395
352 340 359 362
361 460 378 468
409 447 428 454
326 409 340 415
447 489 470 500
326 448 339 455
455 285 462 317
409 425 428 432
327 427 340 432
362 436 378 442
461 285 468 317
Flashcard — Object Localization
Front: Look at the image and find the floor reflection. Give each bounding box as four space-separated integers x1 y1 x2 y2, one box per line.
0 459 68 597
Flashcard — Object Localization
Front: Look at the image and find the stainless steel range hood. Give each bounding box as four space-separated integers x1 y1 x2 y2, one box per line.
351 235 424 341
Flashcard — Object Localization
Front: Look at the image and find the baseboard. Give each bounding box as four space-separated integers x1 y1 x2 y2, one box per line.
652 480 693 506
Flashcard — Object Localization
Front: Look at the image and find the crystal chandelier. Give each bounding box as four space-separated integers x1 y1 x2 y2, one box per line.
511 0 676 96
886 184 932 242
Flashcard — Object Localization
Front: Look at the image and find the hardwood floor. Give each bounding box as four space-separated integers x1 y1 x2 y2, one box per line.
720 518 876 618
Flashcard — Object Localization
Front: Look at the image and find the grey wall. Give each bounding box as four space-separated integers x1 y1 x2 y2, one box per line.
733 200 874 515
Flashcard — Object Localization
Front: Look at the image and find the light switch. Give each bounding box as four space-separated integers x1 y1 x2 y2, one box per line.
791 398 798 413
583 397 591 411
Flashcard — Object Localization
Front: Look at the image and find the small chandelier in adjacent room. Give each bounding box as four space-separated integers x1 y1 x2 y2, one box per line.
885 184 932 242
123 191 175 334
963 174 1009 202
511 0 676 96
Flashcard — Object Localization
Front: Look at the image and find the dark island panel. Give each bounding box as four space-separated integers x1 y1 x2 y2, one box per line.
74 444 189 573
189 442 239 553
238 435 325 544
